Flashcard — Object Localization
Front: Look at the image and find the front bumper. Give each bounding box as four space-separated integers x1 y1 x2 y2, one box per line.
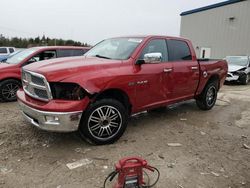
226 73 239 82
18 100 82 132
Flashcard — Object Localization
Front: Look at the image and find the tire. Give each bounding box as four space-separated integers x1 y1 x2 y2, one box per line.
240 74 249 85
0 79 21 102
79 99 128 145
196 81 218 111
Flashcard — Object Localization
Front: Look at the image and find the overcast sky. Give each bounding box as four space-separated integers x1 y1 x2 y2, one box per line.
0 0 222 45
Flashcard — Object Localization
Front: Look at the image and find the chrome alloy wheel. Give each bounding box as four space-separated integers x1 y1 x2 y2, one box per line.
206 86 216 107
2 83 19 100
87 105 122 140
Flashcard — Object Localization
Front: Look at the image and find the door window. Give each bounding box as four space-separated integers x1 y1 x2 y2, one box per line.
167 40 192 61
9 48 14 53
139 39 168 62
27 50 56 64
57 49 85 58
0 48 7 54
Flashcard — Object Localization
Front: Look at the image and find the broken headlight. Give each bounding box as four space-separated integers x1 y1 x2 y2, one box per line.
50 82 86 100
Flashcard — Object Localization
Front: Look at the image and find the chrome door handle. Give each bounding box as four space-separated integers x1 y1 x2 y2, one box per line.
191 66 198 70
163 68 173 73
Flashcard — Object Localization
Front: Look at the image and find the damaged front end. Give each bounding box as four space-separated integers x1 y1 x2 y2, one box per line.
50 82 88 100
226 68 247 82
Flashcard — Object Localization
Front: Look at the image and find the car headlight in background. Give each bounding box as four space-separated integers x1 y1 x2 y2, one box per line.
50 82 86 100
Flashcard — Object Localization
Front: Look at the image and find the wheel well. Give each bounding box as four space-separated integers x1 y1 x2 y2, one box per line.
0 78 21 85
94 89 132 114
207 74 220 90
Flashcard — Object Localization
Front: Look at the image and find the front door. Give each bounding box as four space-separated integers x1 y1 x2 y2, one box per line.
134 39 172 109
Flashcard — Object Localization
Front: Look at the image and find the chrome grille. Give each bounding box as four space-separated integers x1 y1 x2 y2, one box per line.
31 75 45 86
22 70 52 101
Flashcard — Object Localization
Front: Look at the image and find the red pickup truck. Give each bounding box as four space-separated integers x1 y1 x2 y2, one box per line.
0 46 90 102
17 36 228 145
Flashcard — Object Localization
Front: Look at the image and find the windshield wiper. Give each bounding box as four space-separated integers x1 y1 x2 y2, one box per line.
94 54 111 59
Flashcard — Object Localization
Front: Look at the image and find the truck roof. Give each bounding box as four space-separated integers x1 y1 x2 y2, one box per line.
31 46 90 50
111 35 191 42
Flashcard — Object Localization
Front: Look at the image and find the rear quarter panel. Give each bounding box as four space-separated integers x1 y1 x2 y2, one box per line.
196 60 228 95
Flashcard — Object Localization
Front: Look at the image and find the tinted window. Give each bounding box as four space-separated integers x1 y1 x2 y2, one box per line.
0 48 7 54
167 40 192 61
139 39 168 62
9 48 14 53
57 49 84 58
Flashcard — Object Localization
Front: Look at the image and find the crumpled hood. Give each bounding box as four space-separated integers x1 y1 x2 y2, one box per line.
23 56 123 82
228 64 246 72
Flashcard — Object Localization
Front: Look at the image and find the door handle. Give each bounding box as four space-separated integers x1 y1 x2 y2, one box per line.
191 66 198 70
163 68 173 73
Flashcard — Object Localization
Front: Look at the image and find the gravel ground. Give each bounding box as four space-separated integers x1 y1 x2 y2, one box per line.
0 84 250 188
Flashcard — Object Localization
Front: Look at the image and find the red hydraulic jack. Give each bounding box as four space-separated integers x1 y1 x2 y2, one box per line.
103 157 160 188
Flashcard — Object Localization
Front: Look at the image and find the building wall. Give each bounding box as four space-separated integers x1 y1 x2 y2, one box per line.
180 0 250 59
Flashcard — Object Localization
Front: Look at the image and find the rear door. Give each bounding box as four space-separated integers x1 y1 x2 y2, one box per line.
166 39 199 100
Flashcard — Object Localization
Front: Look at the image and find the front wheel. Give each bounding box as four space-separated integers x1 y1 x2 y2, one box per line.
240 74 249 85
0 79 21 102
196 82 218 111
79 99 128 145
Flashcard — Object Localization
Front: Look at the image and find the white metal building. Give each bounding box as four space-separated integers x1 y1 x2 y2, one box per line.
180 0 250 59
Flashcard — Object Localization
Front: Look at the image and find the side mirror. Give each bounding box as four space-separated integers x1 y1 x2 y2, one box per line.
144 53 162 64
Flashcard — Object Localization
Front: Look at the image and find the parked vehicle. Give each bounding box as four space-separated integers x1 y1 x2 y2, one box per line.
0 47 16 61
225 56 250 85
0 49 23 62
17 36 228 145
0 46 90 102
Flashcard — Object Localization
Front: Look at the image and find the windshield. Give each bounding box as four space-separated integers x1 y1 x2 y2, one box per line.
85 38 143 60
6 48 37 64
226 56 249 66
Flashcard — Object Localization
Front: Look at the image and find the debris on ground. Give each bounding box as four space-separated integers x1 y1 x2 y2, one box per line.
243 144 250 149
167 143 182 147
180 118 187 121
211 171 220 177
241 135 247 139
103 166 108 169
178 185 184 188
92 157 109 161
0 130 6 134
200 172 210 175
66 158 93 170
0 167 12 174
158 154 164 159
167 163 175 168
0 142 4 146
200 131 206 136
220 168 225 172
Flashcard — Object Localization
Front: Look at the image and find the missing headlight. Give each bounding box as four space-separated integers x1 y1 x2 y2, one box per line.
50 82 86 100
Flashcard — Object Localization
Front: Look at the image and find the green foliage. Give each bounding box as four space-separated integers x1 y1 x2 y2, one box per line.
0 34 89 48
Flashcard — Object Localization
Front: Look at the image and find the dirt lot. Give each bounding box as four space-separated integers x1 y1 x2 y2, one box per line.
0 84 250 188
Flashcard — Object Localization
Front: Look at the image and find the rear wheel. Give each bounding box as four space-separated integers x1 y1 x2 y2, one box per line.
79 99 128 145
0 79 21 102
196 81 218 111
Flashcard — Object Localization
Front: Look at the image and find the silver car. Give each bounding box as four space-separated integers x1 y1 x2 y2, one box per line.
226 56 250 85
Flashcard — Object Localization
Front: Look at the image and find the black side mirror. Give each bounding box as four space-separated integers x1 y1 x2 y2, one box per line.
136 59 145 65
